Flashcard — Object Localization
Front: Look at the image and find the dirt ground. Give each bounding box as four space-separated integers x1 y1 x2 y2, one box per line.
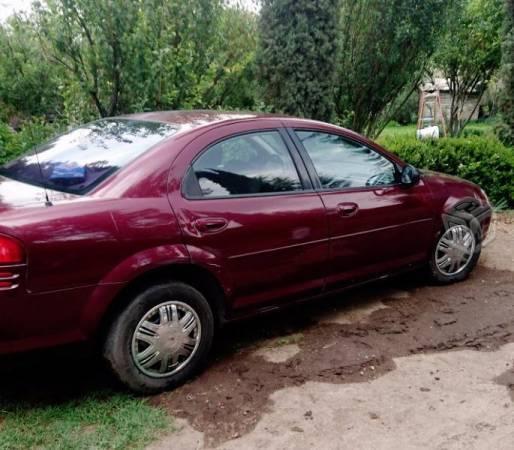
149 213 514 449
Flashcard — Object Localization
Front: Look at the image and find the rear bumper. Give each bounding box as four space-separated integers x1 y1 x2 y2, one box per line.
0 279 127 355
0 284 96 354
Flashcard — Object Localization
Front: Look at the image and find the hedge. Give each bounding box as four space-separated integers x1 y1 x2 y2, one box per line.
378 135 514 208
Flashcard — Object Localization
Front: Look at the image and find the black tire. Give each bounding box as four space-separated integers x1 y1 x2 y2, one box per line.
428 224 482 285
103 281 214 394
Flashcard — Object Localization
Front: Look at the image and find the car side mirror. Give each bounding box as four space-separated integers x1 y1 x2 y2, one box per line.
400 164 420 187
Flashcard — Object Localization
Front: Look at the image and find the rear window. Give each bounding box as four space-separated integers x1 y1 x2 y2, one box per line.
0 119 176 195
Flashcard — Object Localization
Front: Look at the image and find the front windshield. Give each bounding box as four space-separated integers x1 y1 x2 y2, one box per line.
0 119 176 195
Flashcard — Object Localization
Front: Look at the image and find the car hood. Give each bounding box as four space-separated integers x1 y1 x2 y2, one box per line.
421 169 478 189
420 170 489 206
0 175 79 212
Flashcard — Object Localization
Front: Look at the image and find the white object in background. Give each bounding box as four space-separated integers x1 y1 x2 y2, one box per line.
416 126 440 140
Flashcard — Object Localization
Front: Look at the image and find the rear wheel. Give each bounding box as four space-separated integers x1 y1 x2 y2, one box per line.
103 281 214 394
428 224 481 284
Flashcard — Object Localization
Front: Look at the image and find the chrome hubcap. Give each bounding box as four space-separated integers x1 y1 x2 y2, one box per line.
435 225 476 276
131 301 201 378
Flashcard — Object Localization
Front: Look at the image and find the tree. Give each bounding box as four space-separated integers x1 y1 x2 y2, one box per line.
0 14 63 122
497 0 514 145
199 5 259 110
0 0 259 124
434 0 503 136
336 0 448 137
33 0 225 119
257 0 340 121
123 0 223 112
34 0 141 118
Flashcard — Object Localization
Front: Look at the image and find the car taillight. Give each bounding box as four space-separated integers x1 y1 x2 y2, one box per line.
0 235 24 264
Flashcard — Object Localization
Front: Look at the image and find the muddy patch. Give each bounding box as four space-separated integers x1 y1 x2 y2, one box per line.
152 217 514 447
152 267 514 447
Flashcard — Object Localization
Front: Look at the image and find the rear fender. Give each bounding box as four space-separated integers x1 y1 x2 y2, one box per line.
79 244 190 335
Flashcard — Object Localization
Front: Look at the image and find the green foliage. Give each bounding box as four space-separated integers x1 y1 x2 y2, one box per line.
497 0 514 145
0 120 60 164
378 134 514 207
0 392 171 449
0 0 509 145
434 0 503 136
390 92 419 126
257 0 340 121
35 0 220 117
0 1 259 124
200 6 259 110
0 123 16 162
0 15 63 121
337 0 448 137
461 127 485 138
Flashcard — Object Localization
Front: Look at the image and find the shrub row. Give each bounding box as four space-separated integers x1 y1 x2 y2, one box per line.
378 134 514 208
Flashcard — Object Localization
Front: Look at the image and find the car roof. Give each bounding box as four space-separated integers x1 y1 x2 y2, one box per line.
113 109 394 157
115 110 355 142
117 110 290 129
115 109 390 160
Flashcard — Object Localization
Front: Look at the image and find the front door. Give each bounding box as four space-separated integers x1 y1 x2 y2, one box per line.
291 129 434 289
169 122 329 312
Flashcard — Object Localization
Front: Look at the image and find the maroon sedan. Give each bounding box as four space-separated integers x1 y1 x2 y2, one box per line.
0 111 491 392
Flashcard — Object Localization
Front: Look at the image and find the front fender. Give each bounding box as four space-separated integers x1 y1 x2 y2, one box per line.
423 171 491 234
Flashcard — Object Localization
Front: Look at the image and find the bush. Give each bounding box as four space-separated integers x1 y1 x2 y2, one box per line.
378 134 514 208
0 122 22 163
461 127 485 138
390 92 419 126
0 119 60 164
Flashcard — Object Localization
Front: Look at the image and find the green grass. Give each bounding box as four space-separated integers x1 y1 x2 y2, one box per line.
0 392 173 450
378 119 498 142
378 123 418 140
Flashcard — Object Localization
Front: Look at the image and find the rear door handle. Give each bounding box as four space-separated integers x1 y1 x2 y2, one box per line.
193 218 228 234
336 202 359 217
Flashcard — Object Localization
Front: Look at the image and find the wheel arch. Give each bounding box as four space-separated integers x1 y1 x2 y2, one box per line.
88 263 228 345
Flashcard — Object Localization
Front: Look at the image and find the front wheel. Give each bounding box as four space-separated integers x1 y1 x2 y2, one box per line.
103 281 214 394
428 224 481 284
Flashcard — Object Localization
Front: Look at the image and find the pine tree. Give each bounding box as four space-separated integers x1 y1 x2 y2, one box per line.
498 0 514 145
257 0 339 122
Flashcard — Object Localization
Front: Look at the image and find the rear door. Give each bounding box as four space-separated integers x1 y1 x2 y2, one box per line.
289 127 434 289
169 121 329 313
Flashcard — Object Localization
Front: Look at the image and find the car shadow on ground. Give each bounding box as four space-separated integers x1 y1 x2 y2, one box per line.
214 271 425 356
0 344 117 408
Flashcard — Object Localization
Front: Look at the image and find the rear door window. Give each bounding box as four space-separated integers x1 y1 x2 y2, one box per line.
188 131 302 198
